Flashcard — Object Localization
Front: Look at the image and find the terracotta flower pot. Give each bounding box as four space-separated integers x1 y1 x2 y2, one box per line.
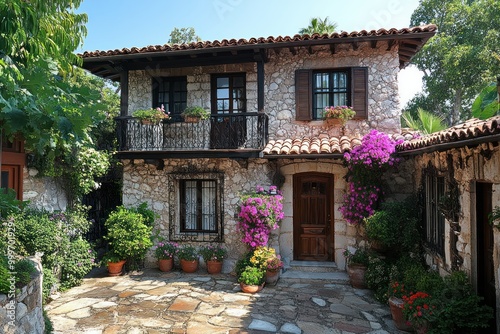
180 259 198 273
265 270 280 286
107 260 126 276
158 258 173 272
388 297 413 332
346 263 368 289
206 260 223 274
240 282 265 294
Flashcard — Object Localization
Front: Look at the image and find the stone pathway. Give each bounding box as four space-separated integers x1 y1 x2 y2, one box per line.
45 268 406 334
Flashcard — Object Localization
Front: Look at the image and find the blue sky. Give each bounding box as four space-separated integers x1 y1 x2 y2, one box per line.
77 0 424 106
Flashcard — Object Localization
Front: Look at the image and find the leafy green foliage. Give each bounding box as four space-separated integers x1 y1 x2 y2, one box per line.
177 245 199 261
235 251 254 277
14 258 37 286
42 267 58 302
60 237 96 289
471 82 500 119
365 255 391 302
299 17 337 35
408 0 500 123
0 256 11 294
238 266 265 285
0 188 26 218
104 205 154 268
168 27 201 44
402 108 447 134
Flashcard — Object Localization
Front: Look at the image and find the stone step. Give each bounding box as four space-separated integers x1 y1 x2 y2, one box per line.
280 261 349 284
287 260 339 272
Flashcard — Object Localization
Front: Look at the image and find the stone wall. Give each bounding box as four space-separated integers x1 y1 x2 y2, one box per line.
127 42 401 138
0 257 45 334
410 143 500 316
23 167 67 211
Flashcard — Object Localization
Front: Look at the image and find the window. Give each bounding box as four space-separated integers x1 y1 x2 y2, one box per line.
152 76 187 119
180 180 217 232
424 172 445 256
295 67 367 120
168 172 224 242
211 74 246 114
313 70 350 119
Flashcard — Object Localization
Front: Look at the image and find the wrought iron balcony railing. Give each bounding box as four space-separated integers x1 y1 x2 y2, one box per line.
116 113 268 152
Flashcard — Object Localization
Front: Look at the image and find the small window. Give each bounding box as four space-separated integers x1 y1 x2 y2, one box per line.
180 179 217 232
424 172 445 256
153 77 187 119
211 73 246 114
295 67 367 121
312 70 350 119
168 172 224 242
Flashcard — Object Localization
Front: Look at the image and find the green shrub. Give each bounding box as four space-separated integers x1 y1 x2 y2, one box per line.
104 205 153 269
238 266 265 285
0 256 11 294
365 255 391 303
14 258 37 286
131 202 158 227
235 250 254 277
177 245 198 261
60 237 97 289
42 268 58 303
43 309 53 334
364 197 420 256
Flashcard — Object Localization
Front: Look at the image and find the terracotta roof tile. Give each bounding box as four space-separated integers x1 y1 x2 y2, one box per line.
79 25 437 58
263 136 362 156
397 116 500 152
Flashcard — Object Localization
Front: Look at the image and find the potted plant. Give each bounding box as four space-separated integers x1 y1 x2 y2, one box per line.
323 105 356 125
177 245 199 273
344 247 370 288
101 251 126 276
238 266 265 293
181 106 210 123
387 281 413 332
132 105 170 124
265 254 283 285
199 244 227 274
153 238 178 272
103 205 154 275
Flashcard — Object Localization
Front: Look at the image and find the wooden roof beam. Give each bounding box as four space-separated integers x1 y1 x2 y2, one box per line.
330 44 337 54
370 40 378 49
387 39 396 51
352 41 359 51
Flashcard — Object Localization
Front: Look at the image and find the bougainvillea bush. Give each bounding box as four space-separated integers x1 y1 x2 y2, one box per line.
339 130 401 224
237 186 284 248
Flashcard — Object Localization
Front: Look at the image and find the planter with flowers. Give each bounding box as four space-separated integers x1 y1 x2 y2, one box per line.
133 105 170 125
181 106 210 123
177 245 199 273
402 291 435 333
236 185 284 248
265 254 283 286
323 105 356 125
388 281 413 332
238 266 265 293
199 244 227 274
153 238 178 272
343 247 370 289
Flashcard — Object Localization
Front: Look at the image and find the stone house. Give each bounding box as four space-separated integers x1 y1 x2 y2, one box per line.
398 116 500 330
80 24 437 272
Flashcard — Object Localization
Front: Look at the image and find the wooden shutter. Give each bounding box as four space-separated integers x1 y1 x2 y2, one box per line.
351 67 368 119
295 69 312 121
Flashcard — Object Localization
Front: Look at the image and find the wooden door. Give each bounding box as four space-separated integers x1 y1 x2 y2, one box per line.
1 164 21 198
293 173 334 261
476 182 497 332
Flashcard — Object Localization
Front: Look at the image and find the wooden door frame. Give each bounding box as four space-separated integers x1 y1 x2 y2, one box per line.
293 172 334 261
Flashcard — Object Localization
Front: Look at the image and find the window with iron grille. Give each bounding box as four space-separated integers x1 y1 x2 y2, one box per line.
312 70 350 119
424 172 445 256
168 172 224 242
152 76 187 120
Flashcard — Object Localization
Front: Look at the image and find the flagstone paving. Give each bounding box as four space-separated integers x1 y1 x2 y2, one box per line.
45 268 407 334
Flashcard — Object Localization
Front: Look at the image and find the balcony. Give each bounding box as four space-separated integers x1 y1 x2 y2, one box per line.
116 113 269 159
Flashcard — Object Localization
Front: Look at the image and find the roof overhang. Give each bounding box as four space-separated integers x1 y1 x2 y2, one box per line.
80 25 437 81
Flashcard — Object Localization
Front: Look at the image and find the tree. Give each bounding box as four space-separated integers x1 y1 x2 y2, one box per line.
0 0 117 202
299 17 337 35
407 0 500 125
168 27 201 44
402 108 447 135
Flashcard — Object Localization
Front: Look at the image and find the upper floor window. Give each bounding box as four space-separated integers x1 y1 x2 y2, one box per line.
211 73 246 114
313 70 350 119
152 76 187 119
295 67 367 121
423 172 445 256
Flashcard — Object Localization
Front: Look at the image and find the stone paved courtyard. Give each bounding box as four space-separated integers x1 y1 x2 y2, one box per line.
45 268 406 334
